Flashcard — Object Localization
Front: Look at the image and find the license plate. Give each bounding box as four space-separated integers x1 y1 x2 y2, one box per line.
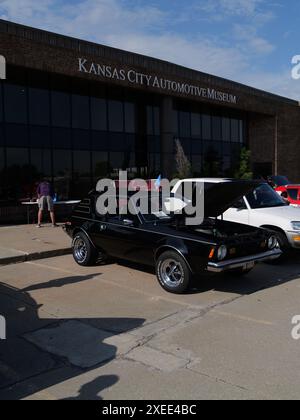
244 262 255 270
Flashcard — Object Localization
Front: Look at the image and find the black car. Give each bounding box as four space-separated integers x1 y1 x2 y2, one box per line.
64 181 281 294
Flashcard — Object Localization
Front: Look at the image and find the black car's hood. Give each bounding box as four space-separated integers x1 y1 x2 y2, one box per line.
189 180 259 218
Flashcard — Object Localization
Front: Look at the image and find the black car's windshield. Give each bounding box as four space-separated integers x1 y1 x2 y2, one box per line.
246 184 287 209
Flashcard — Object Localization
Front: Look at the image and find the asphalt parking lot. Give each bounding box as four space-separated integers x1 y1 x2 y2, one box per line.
1 253 300 400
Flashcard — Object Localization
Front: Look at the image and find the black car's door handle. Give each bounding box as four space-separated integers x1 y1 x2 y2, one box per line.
99 224 107 231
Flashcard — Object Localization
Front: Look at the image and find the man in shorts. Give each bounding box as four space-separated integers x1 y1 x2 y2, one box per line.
36 179 57 228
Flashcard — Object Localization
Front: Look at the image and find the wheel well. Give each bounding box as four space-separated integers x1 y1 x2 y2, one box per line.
154 246 192 272
72 228 97 249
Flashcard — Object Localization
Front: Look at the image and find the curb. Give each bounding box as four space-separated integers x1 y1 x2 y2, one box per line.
0 248 71 266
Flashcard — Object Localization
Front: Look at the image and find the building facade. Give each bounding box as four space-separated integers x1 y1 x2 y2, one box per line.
0 19 300 205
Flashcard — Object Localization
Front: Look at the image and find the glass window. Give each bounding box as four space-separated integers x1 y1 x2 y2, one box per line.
72 94 90 129
6 148 29 168
92 151 109 179
147 106 154 136
52 128 72 149
28 88 50 126
191 139 202 154
91 131 108 151
72 130 90 150
0 83 3 122
30 126 51 148
212 116 222 141
91 97 107 131
73 150 91 178
231 119 239 142
191 113 201 137
192 155 202 175
30 149 52 178
179 111 191 138
6 124 28 147
110 152 126 173
4 84 27 124
108 100 123 132
124 102 135 133
51 91 71 128
53 150 72 200
202 114 211 140
172 110 179 136
153 107 160 136
0 124 4 146
222 117 230 142
110 133 126 151
239 120 244 143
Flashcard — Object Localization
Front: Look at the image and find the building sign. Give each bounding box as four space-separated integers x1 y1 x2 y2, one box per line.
0 55 6 80
78 58 237 104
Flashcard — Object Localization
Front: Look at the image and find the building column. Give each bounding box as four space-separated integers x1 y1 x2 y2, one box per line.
160 96 174 179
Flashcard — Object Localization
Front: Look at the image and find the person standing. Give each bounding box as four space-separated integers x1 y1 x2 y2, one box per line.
36 179 57 228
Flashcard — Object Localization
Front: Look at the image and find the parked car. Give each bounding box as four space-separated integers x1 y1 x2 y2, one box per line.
64 183 281 294
172 178 300 254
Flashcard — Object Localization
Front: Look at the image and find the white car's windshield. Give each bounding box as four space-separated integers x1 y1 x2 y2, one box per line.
246 184 287 209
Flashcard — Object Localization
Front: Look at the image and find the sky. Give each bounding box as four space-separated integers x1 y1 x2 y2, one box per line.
1 0 300 100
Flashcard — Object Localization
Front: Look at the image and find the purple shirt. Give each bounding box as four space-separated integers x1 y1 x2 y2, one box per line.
37 182 54 198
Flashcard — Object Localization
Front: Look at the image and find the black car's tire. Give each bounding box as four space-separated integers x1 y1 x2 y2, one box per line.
156 251 191 294
72 232 98 266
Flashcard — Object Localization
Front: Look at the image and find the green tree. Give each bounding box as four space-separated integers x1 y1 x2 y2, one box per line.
234 147 253 180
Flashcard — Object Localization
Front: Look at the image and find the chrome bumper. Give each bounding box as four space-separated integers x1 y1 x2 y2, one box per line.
207 248 282 273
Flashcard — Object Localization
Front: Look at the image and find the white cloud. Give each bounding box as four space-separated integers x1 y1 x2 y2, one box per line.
0 0 298 100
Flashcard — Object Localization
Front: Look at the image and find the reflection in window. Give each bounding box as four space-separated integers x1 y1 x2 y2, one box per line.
222 117 230 142
231 119 239 142
28 88 50 126
108 100 123 132
212 116 222 141
92 151 109 179
73 150 91 178
91 97 107 131
4 84 27 124
53 149 72 200
202 114 211 140
72 94 90 129
191 113 201 138
6 148 33 201
0 83 3 122
124 102 135 133
91 131 108 151
52 128 72 149
239 120 244 143
192 155 202 176
179 111 191 138
191 139 202 154
30 126 51 148
30 149 52 178
153 107 160 136
110 133 126 151
148 153 160 176
73 130 90 150
51 91 71 127
6 124 29 147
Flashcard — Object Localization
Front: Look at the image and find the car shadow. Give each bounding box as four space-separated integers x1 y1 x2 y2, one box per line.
0 282 145 400
113 255 300 296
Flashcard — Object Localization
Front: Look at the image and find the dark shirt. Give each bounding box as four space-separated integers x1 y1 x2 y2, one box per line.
37 182 54 198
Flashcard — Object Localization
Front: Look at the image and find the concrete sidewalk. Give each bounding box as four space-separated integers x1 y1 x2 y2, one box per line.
0 224 71 265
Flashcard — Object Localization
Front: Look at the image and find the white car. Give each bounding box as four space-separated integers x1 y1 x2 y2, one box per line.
171 178 300 253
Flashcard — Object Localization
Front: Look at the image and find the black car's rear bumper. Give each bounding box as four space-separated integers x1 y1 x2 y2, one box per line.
207 248 282 273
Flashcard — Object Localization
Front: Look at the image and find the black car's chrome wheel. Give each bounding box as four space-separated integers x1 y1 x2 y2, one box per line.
73 236 88 263
156 251 191 294
160 259 184 288
72 232 98 266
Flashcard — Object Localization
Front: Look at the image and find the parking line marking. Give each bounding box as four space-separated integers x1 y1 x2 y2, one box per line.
212 310 275 326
